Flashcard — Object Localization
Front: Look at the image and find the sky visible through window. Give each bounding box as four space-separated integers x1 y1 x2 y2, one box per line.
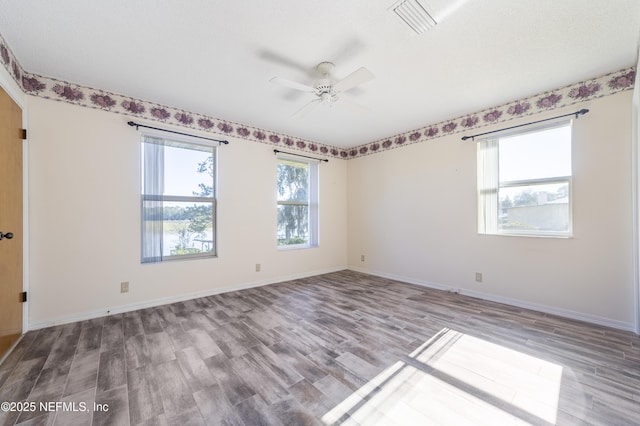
498 124 571 182
162 145 211 196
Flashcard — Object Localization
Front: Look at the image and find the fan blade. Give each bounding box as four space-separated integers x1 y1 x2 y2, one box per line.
292 99 322 118
333 67 375 93
270 77 316 93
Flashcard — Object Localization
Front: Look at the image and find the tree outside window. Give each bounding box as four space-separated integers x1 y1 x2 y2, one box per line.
277 156 319 248
141 136 216 262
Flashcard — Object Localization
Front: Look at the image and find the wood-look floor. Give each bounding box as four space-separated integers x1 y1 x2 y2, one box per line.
0 270 639 425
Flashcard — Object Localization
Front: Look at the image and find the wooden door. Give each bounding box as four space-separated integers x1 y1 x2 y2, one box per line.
0 86 23 359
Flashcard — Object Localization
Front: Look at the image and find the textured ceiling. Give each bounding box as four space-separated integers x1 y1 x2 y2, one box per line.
0 0 639 148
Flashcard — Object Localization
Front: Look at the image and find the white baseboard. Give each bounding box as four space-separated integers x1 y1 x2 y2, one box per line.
28 265 347 331
29 265 635 333
460 288 635 332
348 266 451 291
348 266 636 332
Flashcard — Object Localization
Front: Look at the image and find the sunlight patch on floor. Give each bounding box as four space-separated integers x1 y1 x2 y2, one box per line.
322 328 563 425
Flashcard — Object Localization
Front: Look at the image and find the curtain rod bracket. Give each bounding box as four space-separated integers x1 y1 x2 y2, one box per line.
127 120 229 145
461 108 589 141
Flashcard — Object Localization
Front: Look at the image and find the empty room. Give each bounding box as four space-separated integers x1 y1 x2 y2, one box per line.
0 0 639 425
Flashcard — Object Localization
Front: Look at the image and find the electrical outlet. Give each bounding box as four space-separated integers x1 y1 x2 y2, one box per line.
475 272 483 283
361 255 365 262
255 263 261 272
120 281 129 293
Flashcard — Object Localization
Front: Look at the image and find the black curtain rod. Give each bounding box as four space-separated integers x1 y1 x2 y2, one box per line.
127 121 229 145
274 149 329 162
461 109 589 141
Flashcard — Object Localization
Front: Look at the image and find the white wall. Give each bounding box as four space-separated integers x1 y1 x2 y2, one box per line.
348 91 636 330
26 96 348 327
23 88 638 330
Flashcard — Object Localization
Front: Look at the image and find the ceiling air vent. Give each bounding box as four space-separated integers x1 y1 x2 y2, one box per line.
392 0 437 34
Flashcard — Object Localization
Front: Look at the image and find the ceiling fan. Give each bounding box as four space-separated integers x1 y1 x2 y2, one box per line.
270 62 375 118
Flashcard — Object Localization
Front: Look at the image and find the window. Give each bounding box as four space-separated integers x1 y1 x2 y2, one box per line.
141 134 216 262
276 155 319 248
477 121 572 237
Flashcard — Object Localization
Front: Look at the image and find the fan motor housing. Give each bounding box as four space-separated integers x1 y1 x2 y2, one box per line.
314 78 336 102
316 61 335 76
316 82 333 93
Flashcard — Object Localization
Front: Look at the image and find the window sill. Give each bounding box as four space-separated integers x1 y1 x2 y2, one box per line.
142 253 217 264
277 244 318 251
479 232 572 239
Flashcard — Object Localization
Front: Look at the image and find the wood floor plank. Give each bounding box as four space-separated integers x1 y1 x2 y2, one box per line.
100 321 124 354
175 347 216 392
152 360 197 418
250 344 304 388
22 328 62 361
17 365 71 422
63 349 99 397
268 341 328 383
123 314 145 338
203 354 256 406
180 312 215 332
164 324 192 353
42 331 80 371
140 311 163 335
192 383 243 426
234 394 283 426
0 356 47 402
162 406 204 426
54 387 95 426
229 353 291 405
96 348 126 394
270 397 321 426
125 334 152 371
287 379 333 418
76 326 102 355
0 331 39 374
93 385 130 426
186 329 221 360
1 270 638 425
146 332 176 366
128 374 164 425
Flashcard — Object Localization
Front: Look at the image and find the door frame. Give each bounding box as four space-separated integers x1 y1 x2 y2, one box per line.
633 48 640 335
0 68 29 337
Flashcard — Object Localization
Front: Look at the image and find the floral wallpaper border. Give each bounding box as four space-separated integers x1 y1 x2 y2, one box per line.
0 35 338 157
0 33 635 160
349 67 636 159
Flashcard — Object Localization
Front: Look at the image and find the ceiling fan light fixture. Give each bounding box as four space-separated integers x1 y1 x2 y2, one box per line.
271 61 374 117
392 0 437 35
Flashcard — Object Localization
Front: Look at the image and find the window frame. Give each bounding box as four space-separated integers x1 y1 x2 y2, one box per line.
477 119 573 238
141 132 218 263
276 154 319 250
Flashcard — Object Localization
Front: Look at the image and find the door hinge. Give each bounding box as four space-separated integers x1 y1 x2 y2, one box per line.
20 291 27 303
21 128 27 140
